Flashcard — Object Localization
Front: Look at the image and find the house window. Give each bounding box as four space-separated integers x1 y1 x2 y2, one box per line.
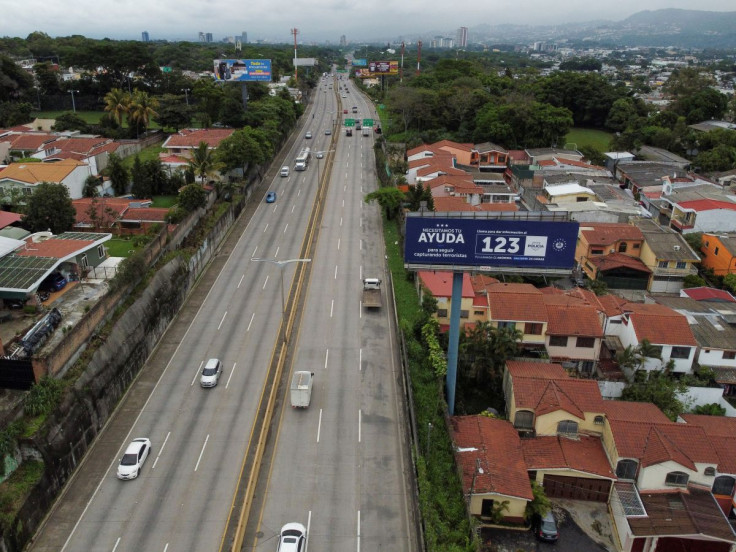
704 467 716 476
723 351 736 360
618 243 627 253
474 310 484 316
80 254 88 269
715 247 720 255
713 476 735 496
513 410 534 430
23 187 33 195
549 336 568 347
616 459 638 480
591 249 604 255
525 323 543 335
437 309 448 318
460 310 469 319
633 243 640 249
557 420 578 437
576 337 595 348
576 197 588 202
498 321 516 330
97 245 105 258
480 499 494 518
670 347 690 359
665 471 689 487
658 261 669 268
594 415 605 425
676 262 687 269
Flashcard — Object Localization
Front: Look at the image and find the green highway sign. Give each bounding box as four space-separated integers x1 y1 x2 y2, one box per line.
344 119 355 126
363 119 374 126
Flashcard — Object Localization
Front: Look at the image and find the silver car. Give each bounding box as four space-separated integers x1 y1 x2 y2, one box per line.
200 358 222 388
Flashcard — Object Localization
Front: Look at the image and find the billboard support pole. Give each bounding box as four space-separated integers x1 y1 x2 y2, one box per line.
446 271 463 416
241 83 248 110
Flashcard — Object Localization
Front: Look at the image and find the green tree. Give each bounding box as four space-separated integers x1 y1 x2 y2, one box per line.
579 145 606 166
33 61 62 96
130 156 150 199
106 153 129 196
692 403 726 416
683 274 706 288
23 182 76 233
621 371 689 421
187 141 222 184
128 89 159 136
0 53 35 102
525 481 552 521
83 175 100 198
103 88 130 126
152 93 193 131
474 100 573 149
178 183 207 212
143 159 171 195
52 112 89 133
364 187 405 219
724 273 736 294
458 322 522 389
216 127 271 175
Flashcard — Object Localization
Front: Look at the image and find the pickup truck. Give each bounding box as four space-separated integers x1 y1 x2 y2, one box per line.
362 278 382 309
290 371 314 408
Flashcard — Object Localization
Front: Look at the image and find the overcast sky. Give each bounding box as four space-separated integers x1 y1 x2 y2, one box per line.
1 1 734 43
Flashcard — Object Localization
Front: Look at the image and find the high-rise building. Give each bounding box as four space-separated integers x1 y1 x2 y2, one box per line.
199 32 205 42
457 26 468 48
339 35 346 46
141 31 150 42
206 33 213 43
241 31 248 44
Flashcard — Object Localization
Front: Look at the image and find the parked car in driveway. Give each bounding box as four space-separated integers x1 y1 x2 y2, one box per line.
39 272 67 292
117 438 151 480
532 511 559 543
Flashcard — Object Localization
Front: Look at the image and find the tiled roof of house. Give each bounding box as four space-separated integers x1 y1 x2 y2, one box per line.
487 283 547 322
544 303 603 337
681 414 736 438
435 139 474 152
596 294 629 317
579 223 644 246
521 434 616 480
601 400 671 424
0 211 23 228
408 153 455 170
678 199 736 212
15 235 97 259
7 133 56 151
470 274 500 294
416 164 468 178
72 198 131 226
52 137 112 155
587 252 652 273
450 416 533 500
121 207 170 222
628 310 697 346
432 196 517 212
0 159 86 184
417 271 474 298
682 287 736 303
473 141 508 154
162 129 235 149
513 378 603 418
505 360 568 380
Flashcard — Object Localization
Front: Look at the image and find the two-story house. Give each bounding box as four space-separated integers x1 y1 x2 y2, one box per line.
700 233 736 276
635 218 700 293
0 159 91 200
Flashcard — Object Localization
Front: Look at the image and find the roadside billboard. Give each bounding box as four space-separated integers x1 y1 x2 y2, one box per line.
213 59 272 82
352 58 367 66
404 215 579 271
355 68 372 78
369 60 398 75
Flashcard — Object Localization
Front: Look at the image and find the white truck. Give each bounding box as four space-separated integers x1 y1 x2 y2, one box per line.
290 371 314 408
362 126 372 137
362 278 382 309
294 148 311 171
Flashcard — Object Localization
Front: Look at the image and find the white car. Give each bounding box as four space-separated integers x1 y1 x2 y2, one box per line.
277 523 306 552
305 131 312 139
316 151 324 159
200 358 222 388
117 438 151 480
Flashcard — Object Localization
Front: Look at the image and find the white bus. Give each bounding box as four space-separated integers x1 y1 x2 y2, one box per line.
294 148 311 171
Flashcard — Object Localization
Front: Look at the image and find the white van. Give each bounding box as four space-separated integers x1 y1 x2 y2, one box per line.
280 166 290 177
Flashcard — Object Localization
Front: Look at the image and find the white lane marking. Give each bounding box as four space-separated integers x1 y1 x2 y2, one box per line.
225 362 236 388
342 199 345 207
283 223 289 234
330 300 334 318
360 300 362 319
360 239 362 251
292 204 296 213
358 409 362 443
324 349 329 370
297 188 301 197
151 431 171 470
275 246 280 258
262 275 269 290
357 510 361 552
163 544 169 552
307 511 313 550
360 265 363 280
112 537 121 552
194 434 209 472
344 185 347 191
317 409 323 443
263 223 269 233
247 312 255 332
334 265 338 279
337 238 341 251
252 246 258 257
237 274 245 288
272 204 278 213
217 311 227 330
359 348 362 371
191 360 204 386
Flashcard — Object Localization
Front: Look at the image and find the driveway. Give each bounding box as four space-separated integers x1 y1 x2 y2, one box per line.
480 503 617 552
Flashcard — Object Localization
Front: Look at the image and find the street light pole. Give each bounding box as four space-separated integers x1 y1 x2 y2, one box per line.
251 257 311 343
69 89 79 113
183 88 190 106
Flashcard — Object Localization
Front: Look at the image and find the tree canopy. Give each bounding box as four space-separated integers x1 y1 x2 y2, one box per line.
22 182 76 234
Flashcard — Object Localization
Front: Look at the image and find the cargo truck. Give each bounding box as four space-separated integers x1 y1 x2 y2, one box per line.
290 371 314 408
362 278 382 308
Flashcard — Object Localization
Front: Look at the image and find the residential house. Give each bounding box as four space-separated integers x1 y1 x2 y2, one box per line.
486 283 547 349
0 131 58 161
415 271 477 330
424 175 484 205
616 162 690 195
37 136 120 176
681 287 736 303
161 128 235 161
406 140 473 165
539 183 598 205
525 147 584 165
72 198 170 235
469 142 508 173
700 233 736 276
432 196 518 214
635 218 700 293
0 159 91 200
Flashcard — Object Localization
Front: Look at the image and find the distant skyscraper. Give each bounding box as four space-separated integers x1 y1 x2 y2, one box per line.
457 27 468 48
199 32 205 42
339 35 346 46
241 31 248 44
206 33 213 43
141 31 150 42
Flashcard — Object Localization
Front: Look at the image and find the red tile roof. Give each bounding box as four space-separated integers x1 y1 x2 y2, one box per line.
0 211 23 227
163 129 235 149
7 133 56 151
544 303 603 337
521 434 616 480
579 223 644 246
513 378 603 418
15 236 96 259
506 360 568 380
408 153 455 169
416 164 468 178
628 310 697 346
450 416 533 500
681 414 736 438
72 198 130 226
417 271 474 298
678 199 736 212
121 207 169 222
601 401 671 424
487 283 546 322
682 287 736 303
470 274 500 294
587 253 652 273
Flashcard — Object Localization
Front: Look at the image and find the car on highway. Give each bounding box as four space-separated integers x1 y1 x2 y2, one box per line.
39 272 67 292
200 358 223 387
343 109 348 114
116 438 151 480
316 151 324 159
280 166 290 177
266 191 277 203
305 131 312 139
277 522 306 552
325 129 331 135
532 511 559 543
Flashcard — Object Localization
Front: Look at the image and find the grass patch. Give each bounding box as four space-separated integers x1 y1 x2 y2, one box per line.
0 460 44 531
105 237 145 257
121 145 166 169
152 195 177 208
31 110 162 130
564 128 614 151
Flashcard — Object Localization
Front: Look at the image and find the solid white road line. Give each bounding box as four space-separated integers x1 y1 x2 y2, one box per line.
357 510 361 552
225 362 236 388
358 409 362 443
247 312 255 332
163 544 169 552
151 431 171 470
263 223 269 233
194 434 209 472
272 205 278 213
217 311 227 330
292 204 296 213
359 348 362 371
337 238 341 251
262 275 269 290
330 300 334 318
317 409 323 443
112 537 121 552
324 349 329 370
275 246 280 258
191 360 203 386
340 217 343 227
237 275 245 288
252 246 258 258
334 265 338 279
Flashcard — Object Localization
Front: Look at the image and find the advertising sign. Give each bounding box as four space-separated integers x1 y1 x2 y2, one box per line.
355 68 372 78
368 60 398 75
352 58 367 66
213 59 272 82
404 216 579 271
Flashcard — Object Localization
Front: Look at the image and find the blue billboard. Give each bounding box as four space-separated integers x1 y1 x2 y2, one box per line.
352 58 367 66
213 59 272 82
404 216 579 270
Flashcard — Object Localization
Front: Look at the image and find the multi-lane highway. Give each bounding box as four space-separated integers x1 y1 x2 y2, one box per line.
29 72 415 552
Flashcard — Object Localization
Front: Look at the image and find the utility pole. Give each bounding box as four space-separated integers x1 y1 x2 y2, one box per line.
291 28 299 81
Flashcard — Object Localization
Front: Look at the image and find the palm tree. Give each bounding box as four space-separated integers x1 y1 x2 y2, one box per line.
128 89 159 137
187 141 223 185
103 88 130 126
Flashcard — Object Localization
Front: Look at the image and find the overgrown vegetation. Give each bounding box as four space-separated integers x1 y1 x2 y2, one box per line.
0 460 44 532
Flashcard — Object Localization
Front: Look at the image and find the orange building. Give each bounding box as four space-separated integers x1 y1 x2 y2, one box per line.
700 233 736 276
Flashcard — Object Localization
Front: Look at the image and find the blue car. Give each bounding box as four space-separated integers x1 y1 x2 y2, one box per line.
39 272 67 292
266 191 277 203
